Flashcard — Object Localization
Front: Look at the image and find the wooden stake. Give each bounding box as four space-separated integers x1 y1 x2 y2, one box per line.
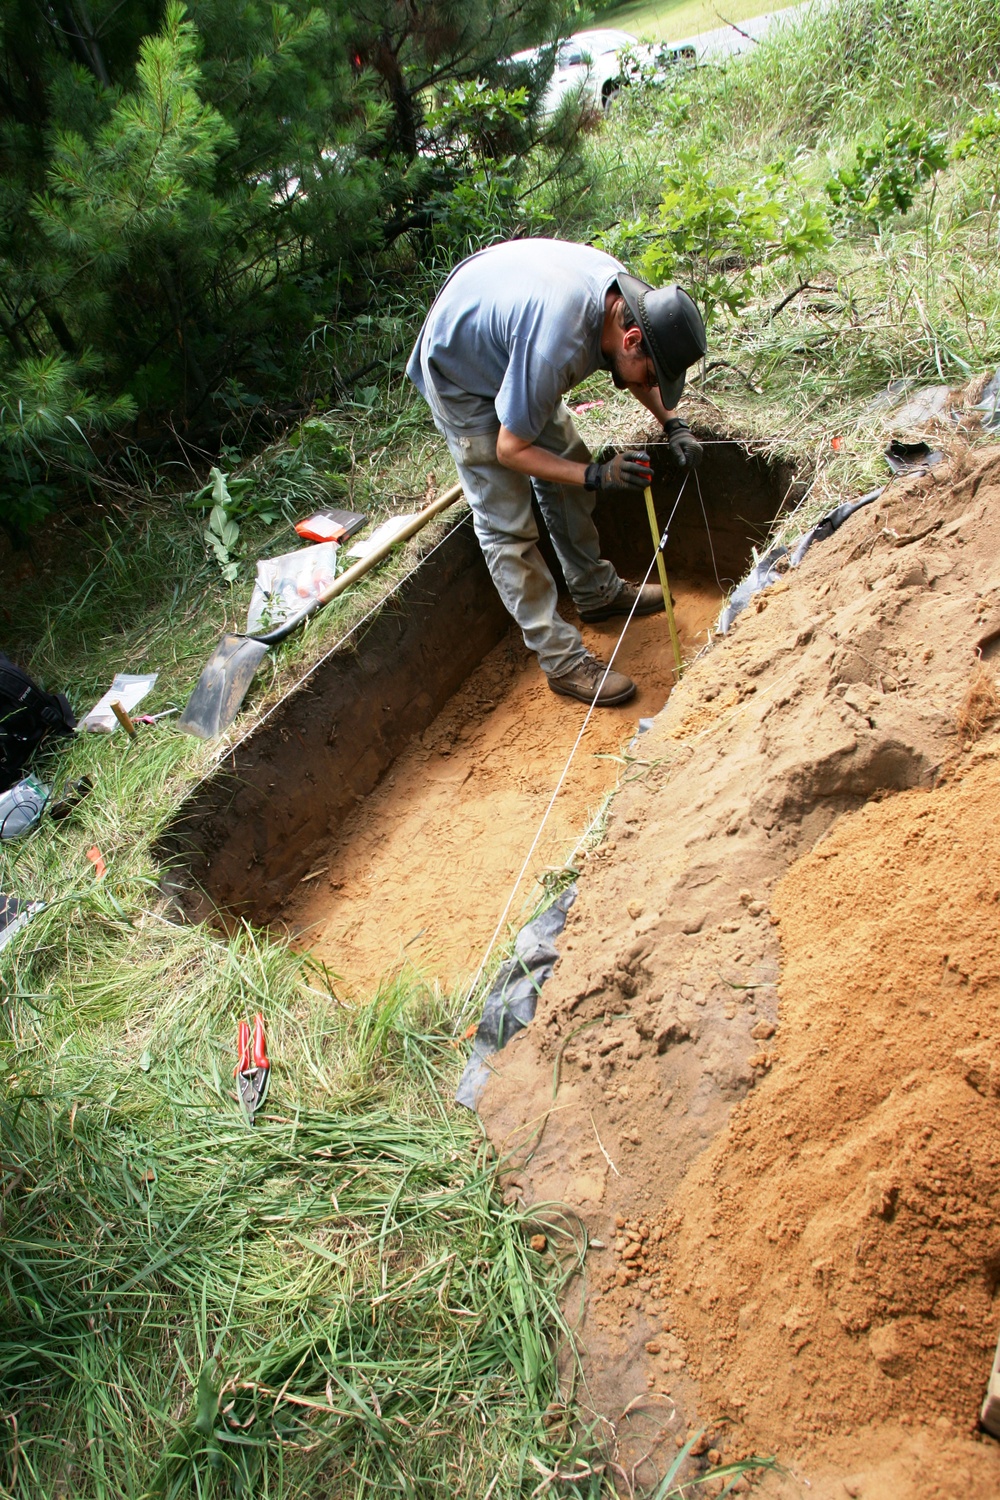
644 486 683 677
110 700 138 738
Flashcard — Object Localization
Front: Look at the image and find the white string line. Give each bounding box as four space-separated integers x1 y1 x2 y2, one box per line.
693 467 725 595
560 465 723 873
459 473 691 1021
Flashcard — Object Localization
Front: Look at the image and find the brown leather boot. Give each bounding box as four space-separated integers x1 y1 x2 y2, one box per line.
547 653 636 706
579 580 665 622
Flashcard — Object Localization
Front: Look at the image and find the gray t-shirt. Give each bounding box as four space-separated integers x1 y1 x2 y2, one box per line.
406 239 625 440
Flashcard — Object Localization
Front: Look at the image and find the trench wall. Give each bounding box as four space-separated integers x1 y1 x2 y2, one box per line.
603 442 800 587
163 437 800 926
164 519 509 922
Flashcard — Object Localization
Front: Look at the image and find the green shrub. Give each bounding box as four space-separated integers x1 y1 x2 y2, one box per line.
616 151 831 325
826 118 948 223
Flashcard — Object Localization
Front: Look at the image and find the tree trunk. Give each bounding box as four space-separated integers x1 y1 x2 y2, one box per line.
370 36 418 159
51 0 112 87
158 262 210 409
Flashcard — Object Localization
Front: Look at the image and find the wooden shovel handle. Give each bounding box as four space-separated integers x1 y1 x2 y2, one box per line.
110 700 138 738
249 482 464 647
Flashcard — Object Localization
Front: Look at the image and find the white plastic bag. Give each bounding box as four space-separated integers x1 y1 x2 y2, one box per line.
81 673 158 733
246 542 339 634
346 514 417 562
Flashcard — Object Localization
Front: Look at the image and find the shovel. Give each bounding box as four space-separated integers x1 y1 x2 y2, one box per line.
178 482 463 740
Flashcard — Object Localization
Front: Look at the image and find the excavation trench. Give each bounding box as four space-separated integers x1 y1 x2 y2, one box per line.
165 441 798 998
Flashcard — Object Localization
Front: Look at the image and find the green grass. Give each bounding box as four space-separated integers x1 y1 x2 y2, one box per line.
594 0 785 45
4 0 1000 1492
0 933 589 1498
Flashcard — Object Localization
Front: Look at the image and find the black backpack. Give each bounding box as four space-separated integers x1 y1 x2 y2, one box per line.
0 655 76 792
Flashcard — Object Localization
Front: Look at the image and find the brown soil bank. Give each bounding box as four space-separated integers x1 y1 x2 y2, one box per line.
479 444 1000 1496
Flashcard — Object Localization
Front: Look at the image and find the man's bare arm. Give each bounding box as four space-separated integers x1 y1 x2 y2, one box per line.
495 426 590 485
495 371 676 484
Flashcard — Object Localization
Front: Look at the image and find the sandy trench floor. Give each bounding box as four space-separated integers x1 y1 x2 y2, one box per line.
284 579 721 997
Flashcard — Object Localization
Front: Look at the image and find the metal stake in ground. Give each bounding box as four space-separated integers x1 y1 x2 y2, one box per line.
643 485 683 677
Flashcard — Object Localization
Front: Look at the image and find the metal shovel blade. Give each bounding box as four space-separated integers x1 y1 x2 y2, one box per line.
177 635 269 740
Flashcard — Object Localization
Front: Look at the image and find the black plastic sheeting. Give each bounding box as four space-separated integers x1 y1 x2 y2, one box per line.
715 543 792 633
789 487 885 564
717 487 884 634
884 439 944 475
455 885 576 1110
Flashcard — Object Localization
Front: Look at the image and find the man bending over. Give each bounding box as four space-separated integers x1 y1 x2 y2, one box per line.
407 238 706 706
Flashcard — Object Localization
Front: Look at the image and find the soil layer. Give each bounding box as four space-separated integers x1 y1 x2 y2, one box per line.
285 581 720 996
479 444 1000 1496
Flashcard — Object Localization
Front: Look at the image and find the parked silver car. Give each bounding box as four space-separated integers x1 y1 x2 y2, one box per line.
508 28 695 116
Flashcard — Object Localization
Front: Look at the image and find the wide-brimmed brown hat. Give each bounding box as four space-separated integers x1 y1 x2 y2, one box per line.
617 275 707 409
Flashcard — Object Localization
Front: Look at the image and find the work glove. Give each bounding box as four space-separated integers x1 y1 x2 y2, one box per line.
583 448 652 492
664 417 703 469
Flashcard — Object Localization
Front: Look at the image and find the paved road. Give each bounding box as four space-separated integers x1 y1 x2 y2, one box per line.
669 0 827 62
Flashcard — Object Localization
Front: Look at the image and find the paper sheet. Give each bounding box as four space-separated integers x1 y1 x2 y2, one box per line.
81 673 158 733
346 514 416 562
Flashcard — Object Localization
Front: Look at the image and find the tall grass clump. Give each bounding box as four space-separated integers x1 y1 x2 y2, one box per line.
691 0 1000 146
0 906 591 1499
